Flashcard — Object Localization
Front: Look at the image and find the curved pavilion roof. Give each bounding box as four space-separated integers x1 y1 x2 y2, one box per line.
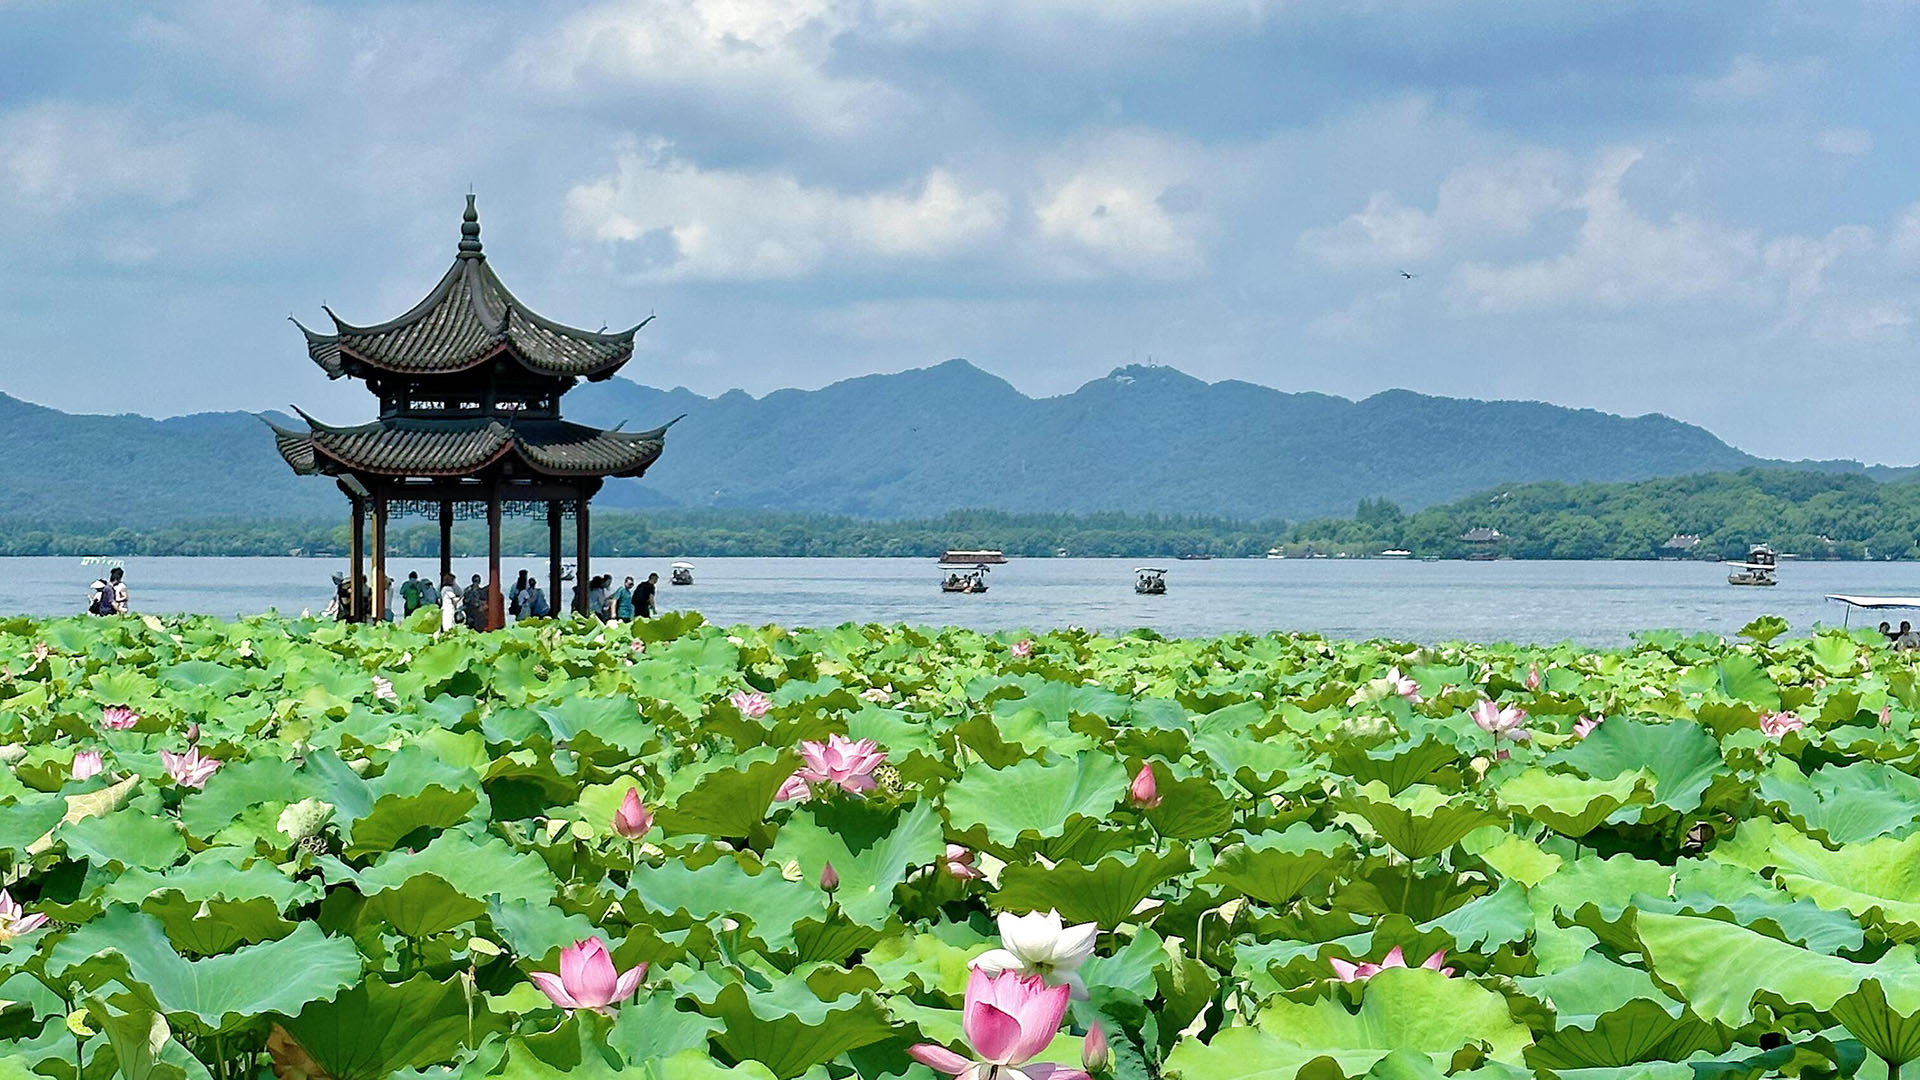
264 412 679 479
294 196 649 382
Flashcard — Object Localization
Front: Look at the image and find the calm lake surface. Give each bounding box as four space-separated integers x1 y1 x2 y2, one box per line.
5 556 1917 645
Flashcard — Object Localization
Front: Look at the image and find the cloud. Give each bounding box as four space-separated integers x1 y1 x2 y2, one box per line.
1690 53 1825 104
0 103 202 217
1451 148 1764 312
515 0 904 136
1031 132 1210 278
1815 127 1874 157
1297 151 1568 268
563 141 1008 279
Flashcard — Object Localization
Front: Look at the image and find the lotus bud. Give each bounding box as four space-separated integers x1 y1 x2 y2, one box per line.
820 861 840 894
1083 1020 1111 1072
1129 763 1162 809
70 751 103 781
185 722 201 745
611 788 652 840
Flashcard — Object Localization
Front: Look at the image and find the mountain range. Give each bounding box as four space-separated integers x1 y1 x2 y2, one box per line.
0 360 1903 527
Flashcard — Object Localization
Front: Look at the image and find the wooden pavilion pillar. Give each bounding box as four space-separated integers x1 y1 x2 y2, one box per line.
547 500 563 620
574 494 592 616
438 500 454 589
371 491 389 623
486 491 504 631
348 496 366 623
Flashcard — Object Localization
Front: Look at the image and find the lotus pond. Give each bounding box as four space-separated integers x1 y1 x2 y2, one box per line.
5 611 1920 1080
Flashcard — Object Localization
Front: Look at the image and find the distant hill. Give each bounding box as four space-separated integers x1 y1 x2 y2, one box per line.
0 361 1907 528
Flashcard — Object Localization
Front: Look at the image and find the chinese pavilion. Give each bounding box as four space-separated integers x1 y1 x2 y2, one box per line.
267 196 675 628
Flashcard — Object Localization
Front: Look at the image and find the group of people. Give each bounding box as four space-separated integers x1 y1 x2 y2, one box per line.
584 573 658 622
1878 621 1920 649
84 567 128 615
324 567 656 628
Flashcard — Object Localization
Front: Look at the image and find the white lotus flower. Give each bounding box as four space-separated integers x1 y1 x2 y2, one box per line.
970 909 1098 999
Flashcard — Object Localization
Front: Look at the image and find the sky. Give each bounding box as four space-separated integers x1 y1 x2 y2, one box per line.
2 1 1919 463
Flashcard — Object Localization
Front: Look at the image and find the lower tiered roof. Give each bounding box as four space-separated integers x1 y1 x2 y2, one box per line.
265 412 677 480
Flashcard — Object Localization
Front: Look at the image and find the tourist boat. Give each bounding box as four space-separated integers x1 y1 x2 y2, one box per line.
670 562 694 586
1826 594 1920 628
1378 549 1413 559
942 549 1006 564
1724 544 1778 586
1178 553 1213 561
1266 548 1286 559
1135 567 1168 595
940 564 990 593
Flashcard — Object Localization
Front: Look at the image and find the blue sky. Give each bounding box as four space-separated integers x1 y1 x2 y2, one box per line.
2 1 1919 462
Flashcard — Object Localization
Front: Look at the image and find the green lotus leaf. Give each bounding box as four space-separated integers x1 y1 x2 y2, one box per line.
1191 728 1316 795
1549 718 1724 816
279 973 501 1080
863 932 977 1000
347 775 482 857
47 909 360 1035
157 660 251 698
943 752 1128 851
1201 823 1358 907
626 855 822 953
349 832 557 939
1460 828 1561 887
605 994 725 1063
693 979 894 1080
1346 782 1504 861
178 757 303 838
1496 768 1654 837
656 747 799 839
995 844 1191 929
1333 733 1460 795
1170 967 1532 1077
764 800 943 928
1758 760 1920 845
486 898 603 969
86 995 211 1080
1711 818 1920 940
1514 955 1727 1069
57 806 187 870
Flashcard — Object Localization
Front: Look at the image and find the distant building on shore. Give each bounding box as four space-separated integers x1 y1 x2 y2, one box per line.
1461 527 1504 560
1659 533 1703 559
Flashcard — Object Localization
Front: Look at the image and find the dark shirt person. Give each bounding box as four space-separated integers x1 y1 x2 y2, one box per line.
462 575 488 629
635 573 658 618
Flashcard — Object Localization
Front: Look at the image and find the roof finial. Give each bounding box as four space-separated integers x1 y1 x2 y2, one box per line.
458 194 483 258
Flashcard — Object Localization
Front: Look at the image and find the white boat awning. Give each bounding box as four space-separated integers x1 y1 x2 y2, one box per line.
1826 594 1920 609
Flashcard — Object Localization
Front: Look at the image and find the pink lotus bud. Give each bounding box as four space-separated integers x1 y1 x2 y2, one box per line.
185 722 201 745
1012 639 1034 659
100 706 139 731
1083 1020 1111 1072
527 938 645 1013
71 750 103 781
1759 711 1805 738
943 844 983 881
1525 664 1542 691
1129 763 1161 809
820 861 840 893
730 690 771 719
1572 716 1601 739
611 788 652 840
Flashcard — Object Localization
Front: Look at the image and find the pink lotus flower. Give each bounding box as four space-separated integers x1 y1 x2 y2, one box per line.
1012 639 1034 659
101 706 139 731
1573 716 1602 739
731 690 771 719
909 969 1087 1080
71 750 103 781
1385 666 1422 702
611 788 652 840
1759 711 1805 738
1083 1020 1110 1072
32 643 48 662
371 675 397 702
1330 946 1453 983
0 889 49 942
629 640 647 654
1129 763 1162 809
160 746 220 789
1470 700 1530 743
1525 664 1542 691
944 844 984 881
1883 704 1894 728
528 938 646 1013
776 733 887 802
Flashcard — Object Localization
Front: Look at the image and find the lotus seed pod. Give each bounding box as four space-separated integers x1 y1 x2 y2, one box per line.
871 763 904 794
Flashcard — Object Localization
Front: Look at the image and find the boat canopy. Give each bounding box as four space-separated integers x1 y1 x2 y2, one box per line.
939 563 990 571
671 562 694 569
1826 595 1920 609
1134 567 1169 574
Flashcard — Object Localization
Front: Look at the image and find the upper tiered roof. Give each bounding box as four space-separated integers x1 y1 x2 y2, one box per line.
294 196 649 383
266 412 677 479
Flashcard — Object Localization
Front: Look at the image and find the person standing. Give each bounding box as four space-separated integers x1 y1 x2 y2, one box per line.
612 576 635 622
586 575 610 621
439 572 460 632
109 567 129 614
461 574 488 630
87 573 114 615
401 571 426 615
635 572 658 619
526 581 549 618
509 570 529 620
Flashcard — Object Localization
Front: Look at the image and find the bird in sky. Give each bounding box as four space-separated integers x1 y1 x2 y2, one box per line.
1400 270 1418 280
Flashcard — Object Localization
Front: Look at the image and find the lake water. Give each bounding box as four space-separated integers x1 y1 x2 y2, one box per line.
6 555 1918 645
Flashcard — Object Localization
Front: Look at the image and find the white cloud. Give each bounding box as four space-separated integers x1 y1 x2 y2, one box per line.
1815 127 1873 157
516 0 903 136
1298 151 1567 268
564 141 1007 280
1451 148 1764 313
0 103 202 217
1031 132 1209 278
1691 53 1825 104
1304 288 1405 344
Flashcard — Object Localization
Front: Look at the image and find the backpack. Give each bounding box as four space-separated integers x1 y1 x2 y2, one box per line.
508 588 521 616
89 580 114 616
